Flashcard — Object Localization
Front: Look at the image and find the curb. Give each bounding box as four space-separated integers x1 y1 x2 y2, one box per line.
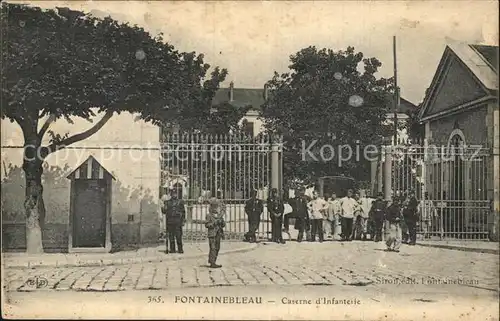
416 243 499 255
5 243 259 269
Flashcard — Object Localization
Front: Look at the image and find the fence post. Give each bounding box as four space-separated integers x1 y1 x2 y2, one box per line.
384 146 393 201
271 136 280 191
377 161 383 194
370 160 378 196
421 139 428 201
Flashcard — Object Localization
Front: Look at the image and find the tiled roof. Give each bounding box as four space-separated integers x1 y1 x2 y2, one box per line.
470 45 498 73
418 41 498 122
213 86 416 115
447 42 498 91
383 93 418 115
212 88 265 110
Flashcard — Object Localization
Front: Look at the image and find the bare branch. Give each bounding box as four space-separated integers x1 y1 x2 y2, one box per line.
38 114 56 138
44 110 113 156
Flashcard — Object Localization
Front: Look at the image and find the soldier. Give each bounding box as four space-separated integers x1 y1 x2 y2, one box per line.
369 192 387 242
339 189 358 241
307 190 329 242
418 192 437 239
353 192 364 240
268 188 285 244
402 190 419 245
357 190 374 241
322 192 333 238
327 192 342 240
205 192 226 268
385 197 403 252
244 190 264 243
290 188 309 242
165 187 186 254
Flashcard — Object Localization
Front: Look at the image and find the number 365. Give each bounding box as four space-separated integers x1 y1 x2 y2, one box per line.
148 296 163 303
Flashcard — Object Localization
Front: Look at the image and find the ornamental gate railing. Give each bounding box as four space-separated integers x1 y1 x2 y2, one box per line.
374 140 494 240
160 133 283 242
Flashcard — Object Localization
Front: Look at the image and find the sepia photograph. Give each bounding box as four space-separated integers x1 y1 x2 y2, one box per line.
1 0 498 320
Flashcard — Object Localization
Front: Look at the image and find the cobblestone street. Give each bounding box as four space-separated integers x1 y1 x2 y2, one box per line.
4 241 498 293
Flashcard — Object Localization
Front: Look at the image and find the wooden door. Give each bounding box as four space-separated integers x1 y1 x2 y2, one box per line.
73 179 107 247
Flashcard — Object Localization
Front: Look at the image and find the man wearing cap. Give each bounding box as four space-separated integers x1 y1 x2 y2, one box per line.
290 188 309 242
418 192 437 239
205 191 226 268
385 196 403 252
339 189 358 241
164 187 186 253
357 190 375 241
326 192 342 240
369 192 387 242
268 188 285 243
402 190 419 245
244 190 264 243
307 190 329 242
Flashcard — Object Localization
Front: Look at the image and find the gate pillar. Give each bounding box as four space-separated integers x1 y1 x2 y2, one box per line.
384 146 393 201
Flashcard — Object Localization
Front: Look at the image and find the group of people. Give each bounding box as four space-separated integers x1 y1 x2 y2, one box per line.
161 188 226 268
161 186 439 268
243 187 438 253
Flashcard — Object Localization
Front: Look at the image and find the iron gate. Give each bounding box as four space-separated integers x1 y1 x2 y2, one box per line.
375 141 493 240
160 133 282 242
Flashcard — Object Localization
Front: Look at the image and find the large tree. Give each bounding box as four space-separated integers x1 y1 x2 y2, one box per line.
1 3 227 253
261 46 393 186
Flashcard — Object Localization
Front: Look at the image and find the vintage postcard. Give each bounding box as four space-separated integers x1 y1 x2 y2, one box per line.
1 0 499 320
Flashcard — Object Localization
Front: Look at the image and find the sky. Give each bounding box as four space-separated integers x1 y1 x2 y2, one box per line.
16 0 499 105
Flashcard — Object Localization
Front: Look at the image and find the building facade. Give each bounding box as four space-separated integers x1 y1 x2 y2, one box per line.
211 81 266 137
418 42 498 240
1 111 161 251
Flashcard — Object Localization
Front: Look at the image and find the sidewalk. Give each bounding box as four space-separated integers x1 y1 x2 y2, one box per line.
2 242 257 269
283 228 499 254
416 240 499 254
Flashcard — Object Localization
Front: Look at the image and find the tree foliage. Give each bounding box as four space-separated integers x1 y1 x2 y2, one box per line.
0 3 228 252
406 103 425 142
260 46 393 185
1 3 228 145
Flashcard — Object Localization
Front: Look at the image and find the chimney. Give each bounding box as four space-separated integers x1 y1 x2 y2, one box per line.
263 83 269 101
229 81 234 102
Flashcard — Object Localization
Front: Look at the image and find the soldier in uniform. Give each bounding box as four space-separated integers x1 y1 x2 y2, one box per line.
290 188 309 242
339 189 358 241
205 191 226 268
268 188 285 243
385 197 403 252
327 192 342 240
357 190 374 241
244 190 264 243
418 192 437 239
369 192 387 242
164 187 186 253
402 190 419 245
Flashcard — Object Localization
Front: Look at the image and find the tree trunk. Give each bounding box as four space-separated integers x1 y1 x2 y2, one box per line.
23 141 46 254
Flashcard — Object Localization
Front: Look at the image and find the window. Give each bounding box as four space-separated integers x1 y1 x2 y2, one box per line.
244 121 254 137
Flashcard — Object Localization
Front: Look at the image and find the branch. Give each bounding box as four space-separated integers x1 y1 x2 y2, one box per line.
44 110 114 156
38 114 56 138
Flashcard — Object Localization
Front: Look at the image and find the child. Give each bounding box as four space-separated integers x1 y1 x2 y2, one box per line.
205 195 226 268
385 197 403 252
